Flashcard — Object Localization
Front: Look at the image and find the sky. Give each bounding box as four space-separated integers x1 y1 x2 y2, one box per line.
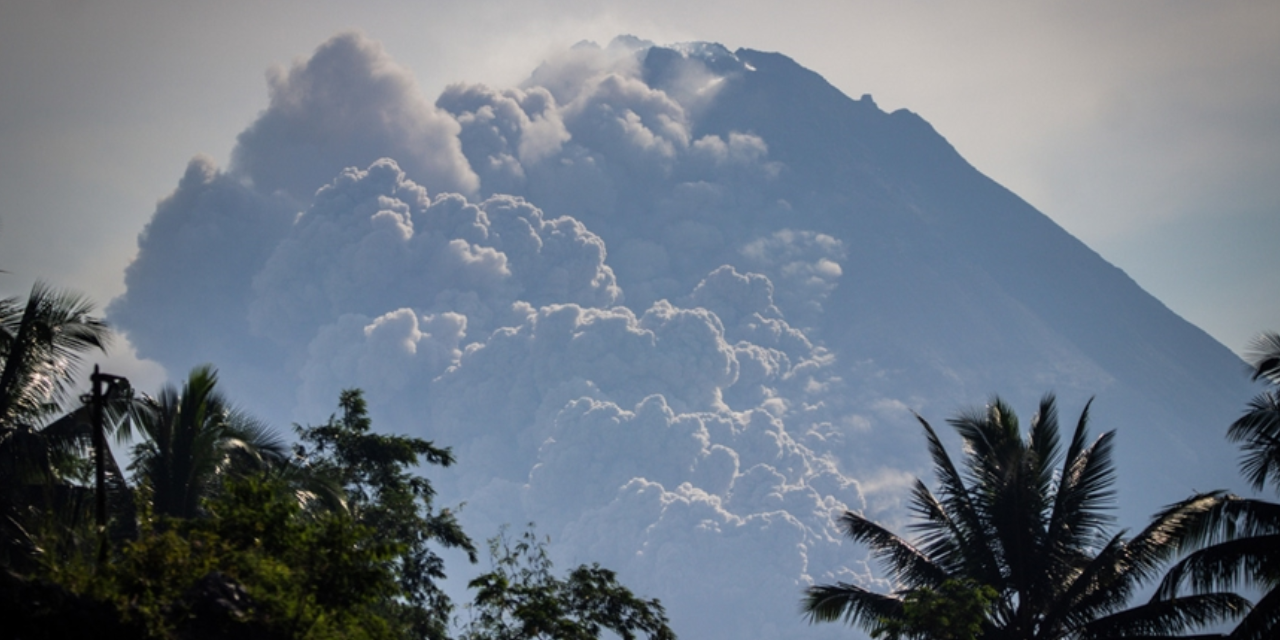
1 0 1278 391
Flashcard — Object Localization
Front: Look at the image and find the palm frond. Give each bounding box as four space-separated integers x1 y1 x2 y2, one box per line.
842 511 948 587
1159 534 1280 597
1230 583 1280 640
916 413 1000 581
1228 391 1280 493
1081 592 1248 639
128 365 293 520
1245 331 1280 384
0 282 109 426
222 410 289 467
1154 494 1280 602
1124 493 1226 593
802 582 903 629
1029 394 1064 497
1047 532 1130 633
266 460 348 514
907 479 970 578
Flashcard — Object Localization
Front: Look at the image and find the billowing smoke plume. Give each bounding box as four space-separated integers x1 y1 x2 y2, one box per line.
110 31 1252 640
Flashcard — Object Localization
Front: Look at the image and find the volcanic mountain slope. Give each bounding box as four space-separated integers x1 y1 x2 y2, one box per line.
110 35 1254 639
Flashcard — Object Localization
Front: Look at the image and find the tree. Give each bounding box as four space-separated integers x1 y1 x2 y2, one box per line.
803 394 1246 640
294 389 477 639
0 282 112 569
0 282 110 428
128 365 288 520
22 387 470 640
461 526 676 640
1153 333 1280 640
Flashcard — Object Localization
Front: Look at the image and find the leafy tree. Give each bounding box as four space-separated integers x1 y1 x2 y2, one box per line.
294 389 477 639
127 365 288 520
872 579 997 640
46 475 401 640
18 386 471 640
461 526 676 640
803 394 1246 640
1154 333 1280 640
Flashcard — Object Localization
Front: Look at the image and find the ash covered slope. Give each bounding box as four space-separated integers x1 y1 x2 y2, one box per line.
109 34 1254 640
714 47 1243 410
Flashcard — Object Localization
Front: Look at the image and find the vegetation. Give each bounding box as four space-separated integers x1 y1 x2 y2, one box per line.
127 365 288 520
460 526 674 640
871 579 996 640
0 282 671 640
293 389 477 639
1153 333 1280 640
1229 331 1280 493
10 277 1280 640
50 475 404 639
0 282 112 569
802 395 1246 639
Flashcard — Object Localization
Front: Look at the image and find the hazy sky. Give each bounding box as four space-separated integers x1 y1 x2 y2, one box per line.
2 0 1277 387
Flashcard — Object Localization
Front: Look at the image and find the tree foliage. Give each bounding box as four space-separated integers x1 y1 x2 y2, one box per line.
51 475 402 639
461 526 675 640
294 389 477 639
872 579 997 640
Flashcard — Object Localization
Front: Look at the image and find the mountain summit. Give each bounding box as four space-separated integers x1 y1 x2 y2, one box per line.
110 35 1253 639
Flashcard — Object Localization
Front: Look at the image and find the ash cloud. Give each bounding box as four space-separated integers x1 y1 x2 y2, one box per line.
233 32 478 202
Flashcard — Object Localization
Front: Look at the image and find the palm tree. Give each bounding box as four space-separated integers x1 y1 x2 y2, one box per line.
803 394 1246 640
127 365 288 520
0 282 113 567
1153 333 1280 640
0 282 110 428
1229 331 1280 493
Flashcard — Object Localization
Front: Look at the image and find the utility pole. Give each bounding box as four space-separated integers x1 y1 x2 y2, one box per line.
90 365 129 567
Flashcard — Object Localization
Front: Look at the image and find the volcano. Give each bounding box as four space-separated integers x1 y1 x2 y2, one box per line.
110 35 1254 639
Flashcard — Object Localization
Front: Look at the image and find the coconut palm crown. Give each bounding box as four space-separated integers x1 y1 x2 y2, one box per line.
127 365 288 520
0 281 110 428
804 394 1245 640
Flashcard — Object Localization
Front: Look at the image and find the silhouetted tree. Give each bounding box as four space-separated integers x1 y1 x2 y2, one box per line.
803 395 1245 640
0 282 112 568
461 525 675 640
128 365 287 520
295 389 477 639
